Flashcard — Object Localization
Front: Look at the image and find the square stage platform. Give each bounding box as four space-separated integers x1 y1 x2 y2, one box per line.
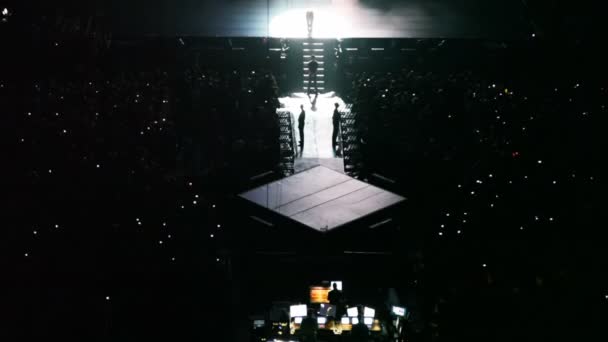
239 166 405 232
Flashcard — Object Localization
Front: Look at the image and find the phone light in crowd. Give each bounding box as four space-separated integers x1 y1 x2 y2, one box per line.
317 317 327 324
347 307 359 317
392 306 406 317
363 307 375 318
294 317 303 324
1 8 9 22
341 317 350 324
364 317 373 325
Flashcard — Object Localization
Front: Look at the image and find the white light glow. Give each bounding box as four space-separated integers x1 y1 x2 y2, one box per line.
290 304 307 318
392 306 406 316
330 281 343 291
270 9 351 38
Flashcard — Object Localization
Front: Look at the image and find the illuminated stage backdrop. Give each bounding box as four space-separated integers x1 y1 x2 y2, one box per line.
106 0 526 39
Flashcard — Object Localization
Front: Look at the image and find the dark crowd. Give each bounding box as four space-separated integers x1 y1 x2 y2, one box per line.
345 51 605 340
5 6 282 341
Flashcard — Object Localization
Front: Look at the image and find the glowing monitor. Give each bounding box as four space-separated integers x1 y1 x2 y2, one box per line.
347 307 359 317
330 281 343 291
294 317 303 324
318 304 336 317
341 317 350 324
363 307 375 318
290 304 307 318
317 317 327 324
310 286 330 303
351 317 359 325
392 306 406 317
253 319 265 328
364 317 373 325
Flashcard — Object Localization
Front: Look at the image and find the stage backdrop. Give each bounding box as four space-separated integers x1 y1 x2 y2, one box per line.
105 0 527 39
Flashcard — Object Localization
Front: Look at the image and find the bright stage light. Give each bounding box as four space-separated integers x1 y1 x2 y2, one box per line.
270 9 351 38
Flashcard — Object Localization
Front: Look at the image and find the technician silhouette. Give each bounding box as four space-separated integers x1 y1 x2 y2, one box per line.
328 283 345 318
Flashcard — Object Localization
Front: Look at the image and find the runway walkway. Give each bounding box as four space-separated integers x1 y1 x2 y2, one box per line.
278 92 346 173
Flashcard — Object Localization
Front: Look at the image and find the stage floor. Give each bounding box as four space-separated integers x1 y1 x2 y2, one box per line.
239 165 405 231
280 92 346 173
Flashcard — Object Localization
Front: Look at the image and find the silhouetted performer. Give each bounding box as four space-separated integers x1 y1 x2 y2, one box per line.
307 56 319 95
306 10 314 37
298 104 306 151
332 103 341 153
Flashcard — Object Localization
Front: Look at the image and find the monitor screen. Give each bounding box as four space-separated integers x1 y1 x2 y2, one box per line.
363 307 375 318
294 317 303 324
310 286 330 304
347 307 359 317
351 317 359 325
392 306 406 317
364 317 374 325
253 319 265 328
341 317 350 324
317 317 327 324
290 304 307 318
330 281 343 291
318 304 336 317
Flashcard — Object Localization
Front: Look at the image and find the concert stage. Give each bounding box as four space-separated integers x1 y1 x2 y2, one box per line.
239 165 405 231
